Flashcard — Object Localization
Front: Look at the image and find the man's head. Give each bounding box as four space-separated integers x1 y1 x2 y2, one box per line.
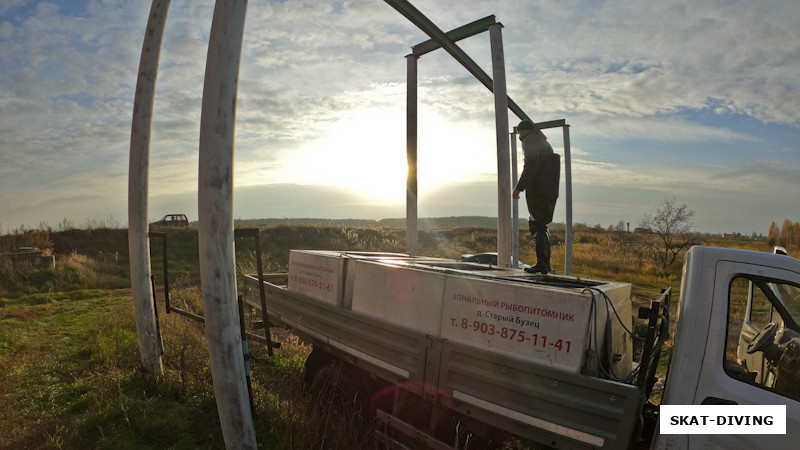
517 120 536 139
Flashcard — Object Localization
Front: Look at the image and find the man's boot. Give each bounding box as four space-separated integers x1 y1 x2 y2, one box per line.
525 222 551 274
538 229 551 273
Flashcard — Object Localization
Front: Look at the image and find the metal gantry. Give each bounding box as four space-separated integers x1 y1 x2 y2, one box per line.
386 0 573 274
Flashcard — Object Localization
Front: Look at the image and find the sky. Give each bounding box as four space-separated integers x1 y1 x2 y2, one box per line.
1 0 799 236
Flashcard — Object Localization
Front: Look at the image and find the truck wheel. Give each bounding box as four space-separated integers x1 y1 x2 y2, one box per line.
310 359 368 422
303 346 333 390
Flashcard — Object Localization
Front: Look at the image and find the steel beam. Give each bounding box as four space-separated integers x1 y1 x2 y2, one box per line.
412 15 496 57
490 24 512 268
406 54 419 255
511 131 519 268
384 0 529 122
563 125 573 275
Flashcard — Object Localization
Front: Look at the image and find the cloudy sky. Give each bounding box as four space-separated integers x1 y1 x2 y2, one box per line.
1 0 798 235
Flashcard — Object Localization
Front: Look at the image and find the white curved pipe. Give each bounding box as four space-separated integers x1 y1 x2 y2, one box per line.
197 0 256 448
128 0 171 376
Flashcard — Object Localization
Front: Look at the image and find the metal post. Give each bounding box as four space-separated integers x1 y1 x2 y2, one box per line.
149 275 164 355
197 0 256 448
489 23 512 268
406 54 418 255
128 0 170 376
510 130 519 268
238 296 255 414
253 232 274 356
563 125 573 275
148 231 171 313
235 228 275 356
159 232 171 312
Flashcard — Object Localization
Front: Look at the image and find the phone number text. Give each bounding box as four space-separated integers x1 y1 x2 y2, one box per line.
449 317 572 352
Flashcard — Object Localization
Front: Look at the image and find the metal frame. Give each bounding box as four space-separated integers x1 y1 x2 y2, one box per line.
234 228 276 356
387 0 573 274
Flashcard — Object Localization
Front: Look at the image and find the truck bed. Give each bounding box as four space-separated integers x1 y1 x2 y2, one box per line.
243 270 644 449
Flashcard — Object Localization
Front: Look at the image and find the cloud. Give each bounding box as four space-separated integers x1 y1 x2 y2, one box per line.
501 0 800 126
1 0 798 235
711 159 800 189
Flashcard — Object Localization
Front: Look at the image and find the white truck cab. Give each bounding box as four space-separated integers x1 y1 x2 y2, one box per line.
654 246 800 449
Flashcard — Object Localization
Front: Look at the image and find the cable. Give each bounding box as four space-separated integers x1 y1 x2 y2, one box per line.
583 287 662 383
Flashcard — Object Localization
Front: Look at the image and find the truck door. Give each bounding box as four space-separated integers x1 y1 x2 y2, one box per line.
692 260 800 448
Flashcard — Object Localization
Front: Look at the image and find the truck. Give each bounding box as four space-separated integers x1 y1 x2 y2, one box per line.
241 245 800 449
151 213 190 228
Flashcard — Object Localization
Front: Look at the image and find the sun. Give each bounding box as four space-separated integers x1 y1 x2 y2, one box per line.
281 106 499 205
283 108 408 204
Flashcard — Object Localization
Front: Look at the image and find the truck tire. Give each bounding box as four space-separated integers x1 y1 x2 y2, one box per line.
310 358 368 422
303 346 333 390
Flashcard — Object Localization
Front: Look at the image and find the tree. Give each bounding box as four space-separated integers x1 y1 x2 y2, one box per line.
794 223 800 248
781 220 791 246
768 222 780 247
781 219 796 247
638 197 698 270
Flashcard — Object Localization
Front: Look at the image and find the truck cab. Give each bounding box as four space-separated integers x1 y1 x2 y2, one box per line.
655 246 800 449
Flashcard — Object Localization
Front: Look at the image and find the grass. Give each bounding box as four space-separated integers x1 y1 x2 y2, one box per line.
0 283 380 449
0 224 793 449
1 290 141 448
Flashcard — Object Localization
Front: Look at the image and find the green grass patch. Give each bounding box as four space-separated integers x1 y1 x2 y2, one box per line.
0 288 233 449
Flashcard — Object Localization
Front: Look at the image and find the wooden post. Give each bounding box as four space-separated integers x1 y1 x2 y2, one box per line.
128 0 170 376
489 23 512 268
197 0 256 448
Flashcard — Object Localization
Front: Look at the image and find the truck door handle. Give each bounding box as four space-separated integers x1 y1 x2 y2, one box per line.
701 397 738 405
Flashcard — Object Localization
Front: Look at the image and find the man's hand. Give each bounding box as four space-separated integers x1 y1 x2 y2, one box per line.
512 188 521 200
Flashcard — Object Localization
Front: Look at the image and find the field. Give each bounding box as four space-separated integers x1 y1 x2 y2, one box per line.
0 223 787 449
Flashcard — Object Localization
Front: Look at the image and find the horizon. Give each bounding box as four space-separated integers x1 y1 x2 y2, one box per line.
1 214 779 239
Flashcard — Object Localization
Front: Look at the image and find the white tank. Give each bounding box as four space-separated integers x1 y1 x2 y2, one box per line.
288 250 633 375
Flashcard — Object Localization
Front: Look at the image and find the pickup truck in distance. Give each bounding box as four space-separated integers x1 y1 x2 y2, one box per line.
151 214 189 228
243 246 800 449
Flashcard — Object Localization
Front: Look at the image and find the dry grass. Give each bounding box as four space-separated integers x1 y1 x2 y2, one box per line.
1 224 792 449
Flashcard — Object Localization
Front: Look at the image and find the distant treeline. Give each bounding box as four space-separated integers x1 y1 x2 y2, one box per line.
233 216 566 230
768 220 800 248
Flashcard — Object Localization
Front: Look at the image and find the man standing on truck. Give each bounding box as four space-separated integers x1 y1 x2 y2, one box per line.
512 119 560 274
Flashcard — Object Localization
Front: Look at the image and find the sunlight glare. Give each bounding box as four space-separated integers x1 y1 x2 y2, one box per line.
283 109 407 203
282 107 501 204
